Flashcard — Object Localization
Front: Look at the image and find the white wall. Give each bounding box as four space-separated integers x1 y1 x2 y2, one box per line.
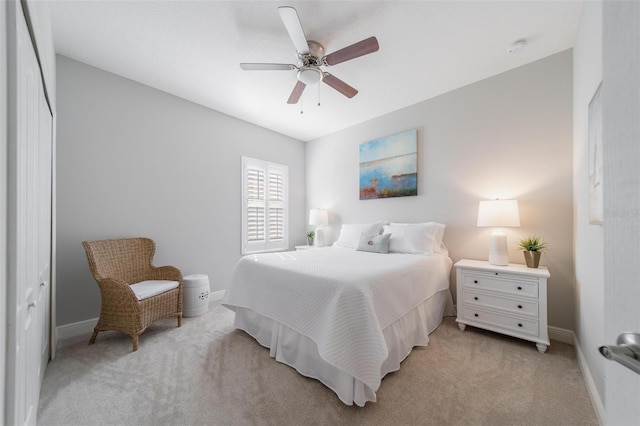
572 0 605 416
56 56 306 326
307 51 575 330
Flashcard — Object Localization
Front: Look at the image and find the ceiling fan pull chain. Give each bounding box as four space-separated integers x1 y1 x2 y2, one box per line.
300 96 304 114
317 84 321 107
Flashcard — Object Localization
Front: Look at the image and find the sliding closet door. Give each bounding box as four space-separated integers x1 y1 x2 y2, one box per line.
6 3 53 425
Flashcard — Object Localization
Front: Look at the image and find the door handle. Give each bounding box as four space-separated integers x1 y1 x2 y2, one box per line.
28 300 38 310
599 333 640 375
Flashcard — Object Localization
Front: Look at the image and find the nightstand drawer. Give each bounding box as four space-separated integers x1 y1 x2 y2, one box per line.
460 306 539 337
463 289 539 317
462 274 538 298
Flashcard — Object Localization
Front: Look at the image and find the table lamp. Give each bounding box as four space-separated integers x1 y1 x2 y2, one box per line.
309 209 329 247
477 199 520 266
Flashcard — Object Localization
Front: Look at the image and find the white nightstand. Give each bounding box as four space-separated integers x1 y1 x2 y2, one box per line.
455 259 550 353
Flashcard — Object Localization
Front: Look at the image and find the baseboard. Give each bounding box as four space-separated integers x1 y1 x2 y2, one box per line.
56 290 226 342
548 325 574 344
209 289 225 303
57 317 98 341
574 334 606 425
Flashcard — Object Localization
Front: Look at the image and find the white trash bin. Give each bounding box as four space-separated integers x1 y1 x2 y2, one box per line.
183 274 210 317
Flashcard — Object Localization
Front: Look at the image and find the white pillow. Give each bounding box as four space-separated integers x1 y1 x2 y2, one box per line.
424 222 448 254
405 222 446 254
333 222 385 249
383 223 433 254
383 222 447 255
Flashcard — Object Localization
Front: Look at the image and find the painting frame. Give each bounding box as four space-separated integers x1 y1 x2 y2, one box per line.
359 129 418 200
588 82 603 225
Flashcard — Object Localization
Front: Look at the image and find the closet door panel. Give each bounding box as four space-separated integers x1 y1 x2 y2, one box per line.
6 5 53 425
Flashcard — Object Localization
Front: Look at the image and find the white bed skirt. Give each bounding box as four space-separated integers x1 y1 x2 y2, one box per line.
233 288 455 406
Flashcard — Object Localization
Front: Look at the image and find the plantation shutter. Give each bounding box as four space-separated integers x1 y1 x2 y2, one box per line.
268 170 285 241
246 167 265 242
242 157 288 254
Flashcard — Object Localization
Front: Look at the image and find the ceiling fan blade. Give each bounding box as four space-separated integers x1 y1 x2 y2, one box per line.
287 81 306 104
323 36 379 66
240 63 296 71
322 73 358 98
278 6 310 56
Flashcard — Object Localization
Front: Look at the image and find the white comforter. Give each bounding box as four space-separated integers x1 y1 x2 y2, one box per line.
222 247 452 394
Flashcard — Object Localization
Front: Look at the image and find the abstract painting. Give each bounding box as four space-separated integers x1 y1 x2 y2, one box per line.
359 129 417 200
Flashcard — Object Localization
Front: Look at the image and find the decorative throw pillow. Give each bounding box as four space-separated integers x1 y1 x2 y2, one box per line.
333 222 385 248
356 232 391 254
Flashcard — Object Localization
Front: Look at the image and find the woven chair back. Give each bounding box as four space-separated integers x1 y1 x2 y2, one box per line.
82 238 156 284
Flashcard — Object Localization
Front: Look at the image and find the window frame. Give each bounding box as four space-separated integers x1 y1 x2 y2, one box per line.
241 156 289 254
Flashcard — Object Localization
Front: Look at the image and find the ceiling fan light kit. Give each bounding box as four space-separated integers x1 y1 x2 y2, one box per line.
239 6 379 106
298 67 323 85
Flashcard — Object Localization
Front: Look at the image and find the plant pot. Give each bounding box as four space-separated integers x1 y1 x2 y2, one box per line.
523 251 541 268
307 237 314 246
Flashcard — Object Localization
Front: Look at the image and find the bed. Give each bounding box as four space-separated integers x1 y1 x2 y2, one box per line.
222 222 454 406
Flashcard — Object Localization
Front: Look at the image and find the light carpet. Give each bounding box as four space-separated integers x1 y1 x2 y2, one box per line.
37 303 598 426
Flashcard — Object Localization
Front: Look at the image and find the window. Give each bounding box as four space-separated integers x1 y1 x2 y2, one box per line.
242 157 288 254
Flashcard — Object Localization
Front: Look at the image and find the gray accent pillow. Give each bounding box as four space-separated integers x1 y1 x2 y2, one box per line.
356 232 391 254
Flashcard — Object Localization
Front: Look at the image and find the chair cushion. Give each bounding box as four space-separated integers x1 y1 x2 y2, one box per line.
130 280 179 301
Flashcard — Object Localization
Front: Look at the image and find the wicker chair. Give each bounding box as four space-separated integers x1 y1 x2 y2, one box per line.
82 237 183 351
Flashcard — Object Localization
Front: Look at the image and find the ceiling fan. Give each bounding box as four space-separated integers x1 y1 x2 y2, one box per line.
240 6 379 104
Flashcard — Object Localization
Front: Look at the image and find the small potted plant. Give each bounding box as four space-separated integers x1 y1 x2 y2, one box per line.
518 235 547 268
306 231 315 246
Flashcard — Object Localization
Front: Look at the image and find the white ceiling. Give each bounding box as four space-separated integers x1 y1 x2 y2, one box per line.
49 0 583 142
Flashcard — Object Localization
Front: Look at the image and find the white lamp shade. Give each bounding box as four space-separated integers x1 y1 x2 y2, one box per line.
477 200 521 227
309 209 328 226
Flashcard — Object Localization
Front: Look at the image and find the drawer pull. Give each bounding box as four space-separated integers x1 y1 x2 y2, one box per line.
518 323 523 328
474 313 479 317
474 280 478 284
517 305 523 309
474 296 479 301
495 272 498 276
517 286 523 290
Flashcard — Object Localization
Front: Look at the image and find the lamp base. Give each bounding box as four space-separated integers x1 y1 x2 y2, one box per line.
488 231 509 266
314 227 326 247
